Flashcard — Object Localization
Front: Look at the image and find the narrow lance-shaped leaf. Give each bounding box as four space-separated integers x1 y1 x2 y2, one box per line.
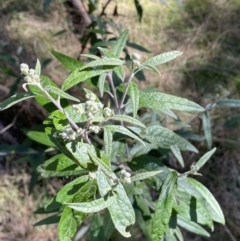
177 215 210 237
216 99 240 108
143 51 183 67
0 93 35 111
98 73 107 97
171 145 184 167
81 54 100 60
202 111 212 149
104 125 145 146
103 127 113 157
131 170 162 182
97 170 135 237
62 68 113 91
187 177 225 224
112 29 129 57
90 213 106 241
195 147 216 170
151 172 177 241
79 58 124 71
44 85 80 102
88 149 112 176
66 195 115 213
128 82 139 118
134 0 143 22
139 91 205 113
51 50 83 71
107 115 145 128
35 59 41 76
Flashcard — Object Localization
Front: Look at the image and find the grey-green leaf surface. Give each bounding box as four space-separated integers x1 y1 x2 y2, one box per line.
97 170 135 237
216 99 240 108
202 111 212 149
171 145 184 167
143 51 182 67
195 147 216 170
151 172 177 241
88 149 112 176
141 125 197 152
62 68 111 91
112 29 129 57
0 93 35 111
104 125 145 146
139 91 205 113
128 82 139 118
44 85 80 102
81 54 100 60
51 50 83 71
177 215 210 237
66 195 115 213
35 59 41 76
107 115 145 128
79 58 124 71
103 127 113 157
98 73 107 97
37 154 85 178
131 170 162 182
90 213 106 241
187 178 225 224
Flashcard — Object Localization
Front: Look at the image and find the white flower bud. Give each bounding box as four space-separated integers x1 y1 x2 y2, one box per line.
131 53 141 61
87 112 94 120
125 171 131 178
97 102 103 110
89 172 96 180
24 76 32 83
60 132 67 139
86 93 97 101
34 74 40 83
125 177 131 183
89 125 101 134
29 69 35 75
20 63 29 75
103 107 113 118
133 60 141 68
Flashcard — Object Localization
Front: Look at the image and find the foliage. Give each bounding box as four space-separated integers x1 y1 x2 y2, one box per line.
0 30 225 241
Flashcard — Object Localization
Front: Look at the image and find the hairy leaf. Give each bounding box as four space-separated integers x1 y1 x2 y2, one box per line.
195 147 216 170
151 172 177 241
107 114 145 128
98 73 107 97
131 170 162 182
103 127 113 157
0 93 35 111
128 82 139 118
202 111 212 149
112 29 129 57
216 99 240 108
143 51 182 66
187 178 225 224
66 195 115 213
171 145 184 167
51 50 83 71
35 59 41 76
90 213 106 241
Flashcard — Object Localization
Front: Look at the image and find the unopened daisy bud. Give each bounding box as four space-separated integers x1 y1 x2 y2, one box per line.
103 107 113 118
89 125 101 134
86 93 97 101
20 63 29 75
69 132 76 141
60 132 67 139
133 60 141 68
131 53 141 61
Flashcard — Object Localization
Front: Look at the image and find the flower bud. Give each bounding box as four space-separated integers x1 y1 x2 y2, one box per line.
89 125 101 134
131 53 141 61
132 60 141 68
86 93 97 101
20 63 29 75
103 107 113 118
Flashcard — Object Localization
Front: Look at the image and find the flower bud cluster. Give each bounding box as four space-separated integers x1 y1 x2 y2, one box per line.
72 104 84 114
103 107 113 118
85 93 103 120
20 63 40 84
130 53 141 69
89 125 101 134
59 127 77 141
120 169 131 183
88 172 96 180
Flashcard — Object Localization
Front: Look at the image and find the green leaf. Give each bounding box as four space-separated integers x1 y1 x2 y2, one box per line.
97 170 135 237
104 125 145 146
58 206 78 241
143 51 182 67
187 178 225 224
44 85 80 102
98 73 107 97
131 170 162 182
126 42 151 53
0 93 35 111
66 195 115 213
141 125 197 152
134 0 143 22
107 115 145 128
151 172 177 241
37 154 86 178
62 68 112 91
51 50 83 71
139 63 161 75
216 99 240 108
177 215 210 237
24 128 55 147
90 213 106 241
128 82 139 118
88 149 112 176
81 54 100 60
170 145 184 167
195 147 216 170
173 188 213 230
35 59 41 76
103 126 113 157
34 213 60 226
175 227 184 241
79 58 124 71
202 111 212 149
138 91 205 113
112 29 129 57
102 210 115 240
64 103 87 123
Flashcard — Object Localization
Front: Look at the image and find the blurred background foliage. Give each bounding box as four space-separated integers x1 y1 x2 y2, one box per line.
0 0 240 241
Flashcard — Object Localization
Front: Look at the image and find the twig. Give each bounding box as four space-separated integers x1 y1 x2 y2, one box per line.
224 224 237 241
107 71 119 109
